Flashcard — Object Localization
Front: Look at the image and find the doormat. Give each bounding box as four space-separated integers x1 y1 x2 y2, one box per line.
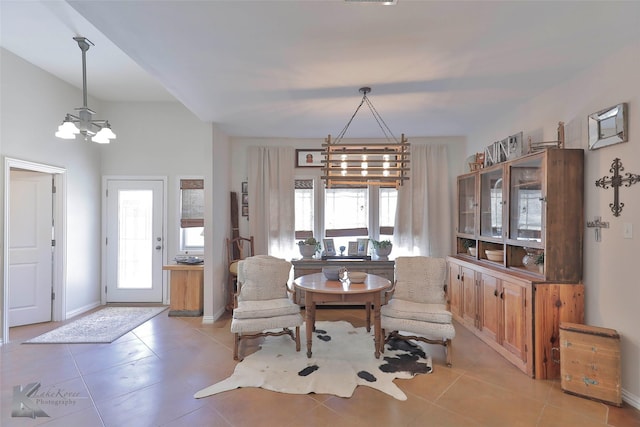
24 306 168 344
195 320 432 401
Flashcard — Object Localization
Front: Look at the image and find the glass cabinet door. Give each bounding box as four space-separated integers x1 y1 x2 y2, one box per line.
480 168 504 238
508 157 543 242
457 174 476 235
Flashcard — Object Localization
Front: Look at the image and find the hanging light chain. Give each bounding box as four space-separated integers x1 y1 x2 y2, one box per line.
334 95 367 144
363 95 399 143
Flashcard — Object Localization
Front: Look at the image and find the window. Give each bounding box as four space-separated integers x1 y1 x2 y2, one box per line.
180 178 204 252
294 179 314 239
325 188 369 237
379 187 397 242
294 177 396 251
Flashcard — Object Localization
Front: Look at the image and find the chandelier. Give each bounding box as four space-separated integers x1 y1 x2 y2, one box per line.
322 87 409 188
55 37 116 144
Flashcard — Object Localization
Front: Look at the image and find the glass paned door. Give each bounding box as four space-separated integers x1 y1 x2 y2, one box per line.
106 180 164 302
457 174 476 235
118 189 153 289
480 168 504 238
509 157 543 242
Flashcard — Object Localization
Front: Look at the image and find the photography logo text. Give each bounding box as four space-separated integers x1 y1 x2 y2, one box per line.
12 382 85 419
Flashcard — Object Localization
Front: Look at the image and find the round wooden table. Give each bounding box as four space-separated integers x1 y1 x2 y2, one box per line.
293 272 391 358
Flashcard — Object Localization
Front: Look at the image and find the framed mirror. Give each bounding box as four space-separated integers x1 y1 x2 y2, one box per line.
588 103 628 150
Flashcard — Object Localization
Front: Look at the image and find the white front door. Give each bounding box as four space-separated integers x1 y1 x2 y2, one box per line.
9 170 53 327
106 180 164 303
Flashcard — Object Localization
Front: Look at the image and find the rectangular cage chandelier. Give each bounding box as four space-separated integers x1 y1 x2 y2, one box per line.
321 87 409 188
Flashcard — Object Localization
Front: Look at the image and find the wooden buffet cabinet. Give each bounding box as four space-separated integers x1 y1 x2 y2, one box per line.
448 148 585 379
163 264 204 317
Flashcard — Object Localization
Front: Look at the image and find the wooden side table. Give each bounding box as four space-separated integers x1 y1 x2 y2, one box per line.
163 264 204 316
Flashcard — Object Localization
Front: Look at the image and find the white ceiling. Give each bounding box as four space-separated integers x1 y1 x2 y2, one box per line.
2 1 640 139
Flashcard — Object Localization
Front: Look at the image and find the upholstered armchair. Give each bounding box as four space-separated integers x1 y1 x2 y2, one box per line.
230 255 303 360
380 256 456 367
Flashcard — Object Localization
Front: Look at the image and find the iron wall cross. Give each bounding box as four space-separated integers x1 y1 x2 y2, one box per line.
595 158 640 217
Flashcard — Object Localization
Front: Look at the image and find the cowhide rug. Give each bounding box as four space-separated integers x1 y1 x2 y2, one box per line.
194 320 432 401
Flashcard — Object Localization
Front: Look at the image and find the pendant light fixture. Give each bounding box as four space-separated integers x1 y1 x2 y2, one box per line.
322 87 409 188
55 37 116 144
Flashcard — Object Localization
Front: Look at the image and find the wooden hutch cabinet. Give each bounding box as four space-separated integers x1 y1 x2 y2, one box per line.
447 148 585 379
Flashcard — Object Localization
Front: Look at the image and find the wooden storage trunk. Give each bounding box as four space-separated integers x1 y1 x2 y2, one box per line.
559 322 622 406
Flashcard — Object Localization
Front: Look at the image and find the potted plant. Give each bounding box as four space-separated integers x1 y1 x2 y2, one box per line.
462 239 476 257
371 239 393 260
297 237 321 259
535 252 544 274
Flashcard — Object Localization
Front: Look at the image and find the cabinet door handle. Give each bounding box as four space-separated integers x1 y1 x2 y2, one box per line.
494 290 498 297
500 291 504 299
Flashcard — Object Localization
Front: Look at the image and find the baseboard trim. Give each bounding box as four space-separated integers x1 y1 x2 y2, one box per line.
66 301 102 320
201 315 215 324
622 388 640 410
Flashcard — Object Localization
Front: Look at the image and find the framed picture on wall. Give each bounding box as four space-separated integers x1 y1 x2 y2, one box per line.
295 149 324 168
241 205 249 217
242 193 248 205
241 181 248 193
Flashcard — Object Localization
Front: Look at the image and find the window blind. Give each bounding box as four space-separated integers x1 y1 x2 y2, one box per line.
180 179 204 228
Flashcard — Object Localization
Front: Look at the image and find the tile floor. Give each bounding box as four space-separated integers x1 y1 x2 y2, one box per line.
2 307 639 427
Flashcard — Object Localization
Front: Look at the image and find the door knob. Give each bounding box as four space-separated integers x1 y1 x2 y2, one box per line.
155 245 162 250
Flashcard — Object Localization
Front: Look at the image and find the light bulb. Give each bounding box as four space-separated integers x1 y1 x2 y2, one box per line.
92 133 110 144
96 125 116 140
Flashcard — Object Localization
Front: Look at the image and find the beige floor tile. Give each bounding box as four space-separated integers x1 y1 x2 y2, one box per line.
435 375 545 426
205 387 320 426
161 404 232 427
608 403 640 427
545 382 609 423
538 403 610 427
323 386 427 425
3 308 639 427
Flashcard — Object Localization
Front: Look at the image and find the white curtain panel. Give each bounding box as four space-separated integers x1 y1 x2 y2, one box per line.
247 146 296 259
394 144 452 257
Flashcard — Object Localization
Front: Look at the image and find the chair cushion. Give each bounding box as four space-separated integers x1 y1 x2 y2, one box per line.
238 256 292 301
229 261 239 275
381 315 456 340
381 299 452 324
233 298 301 319
231 313 303 334
393 256 447 304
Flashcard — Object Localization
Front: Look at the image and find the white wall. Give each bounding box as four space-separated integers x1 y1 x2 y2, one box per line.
0 48 231 336
100 101 212 259
208 125 231 321
467 42 640 406
98 102 231 318
230 136 466 241
0 48 103 330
